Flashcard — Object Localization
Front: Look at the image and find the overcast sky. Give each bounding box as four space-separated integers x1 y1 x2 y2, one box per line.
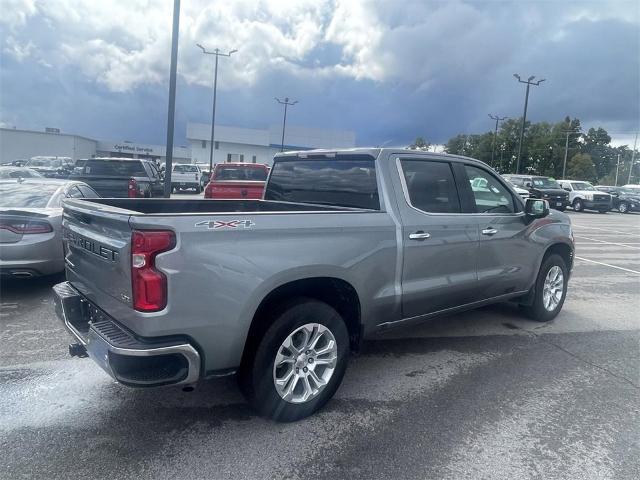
1 0 639 148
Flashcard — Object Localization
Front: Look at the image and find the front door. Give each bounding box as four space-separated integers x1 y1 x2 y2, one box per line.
396 158 479 318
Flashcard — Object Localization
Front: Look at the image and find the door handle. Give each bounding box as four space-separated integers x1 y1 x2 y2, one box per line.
409 231 431 240
482 228 498 236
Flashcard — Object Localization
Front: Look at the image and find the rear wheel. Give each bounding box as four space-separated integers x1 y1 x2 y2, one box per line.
238 298 350 422
522 254 568 322
572 198 584 212
618 202 629 214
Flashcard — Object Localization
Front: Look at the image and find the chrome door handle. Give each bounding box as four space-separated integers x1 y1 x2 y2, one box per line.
482 228 498 236
409 231 431 240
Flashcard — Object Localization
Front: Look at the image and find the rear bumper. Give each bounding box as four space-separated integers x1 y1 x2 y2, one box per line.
53 281 201 387
0 234 64 277
583 200 611 210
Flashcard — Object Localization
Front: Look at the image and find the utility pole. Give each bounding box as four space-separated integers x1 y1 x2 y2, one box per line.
163 0 180 198
513 74 545 174
628 131 639 184
197 44 237 173
615 153 620 186
561 128 581 179
275 97 298 151
488 114 507 168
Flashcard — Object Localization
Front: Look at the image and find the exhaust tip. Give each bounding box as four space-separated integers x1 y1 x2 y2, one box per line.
182 386 195 392
11 271 34 278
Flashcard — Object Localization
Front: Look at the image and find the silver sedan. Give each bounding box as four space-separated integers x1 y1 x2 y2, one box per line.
0 178 99 278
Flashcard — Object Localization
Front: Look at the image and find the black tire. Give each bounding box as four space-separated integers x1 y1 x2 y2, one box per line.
522 254 568 322
572 198 584 212
619 202 629 214
196 185 203 194
238 298 350 422
557 206 566 212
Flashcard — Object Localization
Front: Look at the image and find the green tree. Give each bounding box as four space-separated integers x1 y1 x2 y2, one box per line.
566 153 596 181
409 137 431 151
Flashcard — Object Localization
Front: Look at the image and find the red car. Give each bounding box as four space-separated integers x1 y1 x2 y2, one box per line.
204 163 269 199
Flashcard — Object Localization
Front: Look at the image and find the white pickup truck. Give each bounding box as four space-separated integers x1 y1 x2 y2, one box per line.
171 164 202 193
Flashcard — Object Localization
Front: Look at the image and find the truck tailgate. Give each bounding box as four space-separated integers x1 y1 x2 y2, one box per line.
62 199 133 308
208 180 265 199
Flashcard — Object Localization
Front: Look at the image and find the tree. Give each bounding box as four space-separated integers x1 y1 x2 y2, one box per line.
566 153 596 181
409 137 431 151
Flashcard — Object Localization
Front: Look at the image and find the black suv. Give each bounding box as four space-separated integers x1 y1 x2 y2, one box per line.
69 158 164 198
596 186 640 213
503 175 569 211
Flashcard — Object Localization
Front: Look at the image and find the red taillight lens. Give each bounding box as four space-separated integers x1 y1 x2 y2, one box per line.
0 218 53 234
128 178 138 198
131 230 175 312
204 183 213 198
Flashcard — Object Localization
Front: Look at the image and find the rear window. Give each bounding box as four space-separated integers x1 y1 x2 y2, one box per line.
214 166 268 181
173 164 199 173
84 159 145 176
0 183 61 208
265 155 379 210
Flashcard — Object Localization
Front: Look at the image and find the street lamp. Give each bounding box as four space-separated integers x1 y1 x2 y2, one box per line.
197 44 237 173
561 128 581 179
488 114 508 168
275 97 298 152
514 74 545 174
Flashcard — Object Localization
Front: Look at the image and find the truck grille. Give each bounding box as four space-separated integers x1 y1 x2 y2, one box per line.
594 194 609 202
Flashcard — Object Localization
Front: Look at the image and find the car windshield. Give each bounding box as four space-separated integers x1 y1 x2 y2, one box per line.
27 158 62 168
0 183 61 207
571 182 596 191
532 178 559 188
0 168 43 179
214 166 268 181
174 165 199 173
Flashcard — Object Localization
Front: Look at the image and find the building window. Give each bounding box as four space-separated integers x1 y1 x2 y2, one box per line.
240 154 244 163
227 153 232 162
201 140 206 149
252 155 257 163
215 141 219 150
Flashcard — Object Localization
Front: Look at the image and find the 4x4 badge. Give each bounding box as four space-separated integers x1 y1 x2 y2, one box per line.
195 219 255 230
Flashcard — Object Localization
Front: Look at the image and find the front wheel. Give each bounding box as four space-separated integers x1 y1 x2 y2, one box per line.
572 199 584 212
522 254 568 322
619 202 629 214
238 298 350 422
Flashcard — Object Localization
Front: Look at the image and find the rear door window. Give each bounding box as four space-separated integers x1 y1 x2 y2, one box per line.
400 160 461 213
265 155 379 210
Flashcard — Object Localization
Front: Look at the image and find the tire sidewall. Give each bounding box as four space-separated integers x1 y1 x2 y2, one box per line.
573 199 583 211
529 254 568 322
247 299 350 422
619 202 628 213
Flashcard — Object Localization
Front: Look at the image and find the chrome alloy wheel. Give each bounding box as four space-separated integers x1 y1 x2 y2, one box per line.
542 266 564 312
273 323 338 404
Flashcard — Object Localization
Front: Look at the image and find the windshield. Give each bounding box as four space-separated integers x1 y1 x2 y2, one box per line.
214 166 268 181
0 183 62 207
571 182 596 191
27 158 62 168
532 178 560 188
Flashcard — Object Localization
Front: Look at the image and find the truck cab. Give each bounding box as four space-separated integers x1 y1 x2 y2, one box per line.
557 179 611 213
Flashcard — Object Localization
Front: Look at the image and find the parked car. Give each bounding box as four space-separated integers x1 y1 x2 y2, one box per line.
1 159 28 167
502 176 530 200
24 156 75 178
596 186 640 213
0 166 43 179
69 157 164 198
557 180 611 213
171 164 202 193
204 163 269 199
502 174 569 210
0 178 99 278
53 148 573 421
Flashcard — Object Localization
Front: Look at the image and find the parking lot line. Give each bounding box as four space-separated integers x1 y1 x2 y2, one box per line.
574 256 640 275
572 224 640 237
574 235 640 249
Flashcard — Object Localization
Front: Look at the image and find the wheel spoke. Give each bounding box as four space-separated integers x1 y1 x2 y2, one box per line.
282 374 299 400
308 369 326 388
301 376 313 402
314 354 337 367
314 339 335 356
307 326 324 350
275 366 294 386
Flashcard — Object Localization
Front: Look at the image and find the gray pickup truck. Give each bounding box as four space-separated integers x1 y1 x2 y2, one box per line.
53 148 574 421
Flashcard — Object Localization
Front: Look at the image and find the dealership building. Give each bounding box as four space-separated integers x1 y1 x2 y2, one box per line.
1 123 356 168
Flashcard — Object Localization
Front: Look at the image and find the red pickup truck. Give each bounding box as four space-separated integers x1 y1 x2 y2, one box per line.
204 163 269 199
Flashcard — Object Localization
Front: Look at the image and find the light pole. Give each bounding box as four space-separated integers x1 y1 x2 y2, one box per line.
561 128 581 179
488 114 508 168
275 97 298 151
197 44 237 173
628 131 639 184
615 153 620 186
163 0 180 198
514 74 545 174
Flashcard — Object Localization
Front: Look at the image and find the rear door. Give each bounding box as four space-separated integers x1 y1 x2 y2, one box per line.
457 164 533 299
395 157 479 317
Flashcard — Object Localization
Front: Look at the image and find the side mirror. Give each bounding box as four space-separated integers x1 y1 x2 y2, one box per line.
563 186 571 191
525 198 549 218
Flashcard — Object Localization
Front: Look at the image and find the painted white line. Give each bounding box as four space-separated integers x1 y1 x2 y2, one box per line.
574 256 640 275
574 235 640 249
572 224 640 236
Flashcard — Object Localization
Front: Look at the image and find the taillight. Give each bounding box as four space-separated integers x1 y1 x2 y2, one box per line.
131 230 175 312
0 218 53 234
128 178 138 198
204 183 213 198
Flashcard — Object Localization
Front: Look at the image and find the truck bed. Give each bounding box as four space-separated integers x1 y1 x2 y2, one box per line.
81 198 359 215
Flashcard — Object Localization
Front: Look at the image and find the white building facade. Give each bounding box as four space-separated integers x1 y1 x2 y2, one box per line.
187 123 356 167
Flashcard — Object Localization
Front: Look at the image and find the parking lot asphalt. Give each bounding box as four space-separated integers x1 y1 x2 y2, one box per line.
1 210 639 480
